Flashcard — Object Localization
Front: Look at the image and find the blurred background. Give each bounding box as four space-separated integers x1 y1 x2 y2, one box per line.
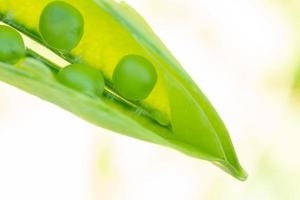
1 0 300 199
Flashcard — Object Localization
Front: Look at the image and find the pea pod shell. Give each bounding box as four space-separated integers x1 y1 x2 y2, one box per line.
0 0 247 180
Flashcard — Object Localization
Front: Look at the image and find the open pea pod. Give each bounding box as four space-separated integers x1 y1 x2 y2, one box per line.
0 0 247 180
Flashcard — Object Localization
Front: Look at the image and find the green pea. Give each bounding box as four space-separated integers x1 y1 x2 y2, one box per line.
39 1 84 52
0 25 25 64
113 55 157 101
57 64 105 96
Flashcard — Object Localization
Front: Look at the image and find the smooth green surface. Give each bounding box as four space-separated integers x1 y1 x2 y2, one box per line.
0 25 25 64
57 64 105 96
39 1 84 51
165 73 223 160
0 0 247 180
113 54 157 101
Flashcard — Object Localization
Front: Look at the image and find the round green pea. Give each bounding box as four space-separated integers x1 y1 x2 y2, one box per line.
39 1 84 51
113 55 157 101
0 25 25 64
57 64 105 96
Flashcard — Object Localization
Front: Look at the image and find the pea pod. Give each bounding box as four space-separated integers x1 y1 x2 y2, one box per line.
0 0 247 180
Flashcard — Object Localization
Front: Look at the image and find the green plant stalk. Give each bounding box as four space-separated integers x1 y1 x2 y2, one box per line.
0 0 247 180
